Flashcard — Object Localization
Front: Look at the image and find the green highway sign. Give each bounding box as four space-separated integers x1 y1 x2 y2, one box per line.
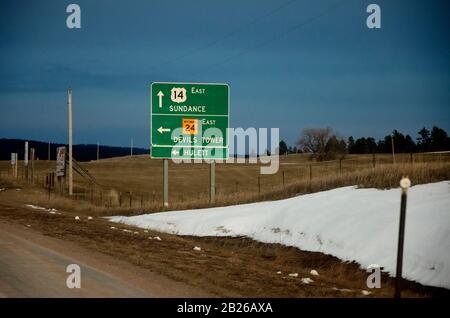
150 82 229 160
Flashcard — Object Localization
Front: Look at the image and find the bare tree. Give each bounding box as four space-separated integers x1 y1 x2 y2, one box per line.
297 127 346 160
297 127 333 154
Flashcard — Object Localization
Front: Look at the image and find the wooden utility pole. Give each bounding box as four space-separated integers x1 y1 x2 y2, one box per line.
68 88 73 196
97 142 99 161
48 142 51 160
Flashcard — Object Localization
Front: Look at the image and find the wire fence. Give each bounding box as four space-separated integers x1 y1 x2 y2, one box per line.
1 151 449 209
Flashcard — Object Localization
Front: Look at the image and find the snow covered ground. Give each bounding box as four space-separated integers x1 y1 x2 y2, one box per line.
109 181 450 289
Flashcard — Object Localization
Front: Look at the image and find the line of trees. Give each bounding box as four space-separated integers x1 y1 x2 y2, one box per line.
278 126 450 161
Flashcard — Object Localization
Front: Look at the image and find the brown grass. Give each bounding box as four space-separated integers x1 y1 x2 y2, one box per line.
1 159 448 217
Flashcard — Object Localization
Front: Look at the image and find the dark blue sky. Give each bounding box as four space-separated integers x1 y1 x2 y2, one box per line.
0 0 449 148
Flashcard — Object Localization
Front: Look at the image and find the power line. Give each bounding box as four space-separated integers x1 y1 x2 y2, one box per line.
150 0 299 72
187 0 351 77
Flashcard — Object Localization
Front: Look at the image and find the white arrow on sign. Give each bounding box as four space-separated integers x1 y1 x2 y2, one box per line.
157 126 171 134
157 91 164 108
171 149 178 156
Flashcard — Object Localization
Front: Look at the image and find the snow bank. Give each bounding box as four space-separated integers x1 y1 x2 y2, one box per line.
108 181 450 289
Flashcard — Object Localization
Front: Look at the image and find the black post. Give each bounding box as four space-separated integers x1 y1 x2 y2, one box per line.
395 178 410 298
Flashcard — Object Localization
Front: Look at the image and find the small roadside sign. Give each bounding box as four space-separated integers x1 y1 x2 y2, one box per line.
56 146 66 177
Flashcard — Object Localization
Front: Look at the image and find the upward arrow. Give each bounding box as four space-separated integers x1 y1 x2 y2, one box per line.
157 91 164 108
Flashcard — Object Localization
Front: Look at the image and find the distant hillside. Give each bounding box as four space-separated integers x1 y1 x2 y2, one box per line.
0 138 149 161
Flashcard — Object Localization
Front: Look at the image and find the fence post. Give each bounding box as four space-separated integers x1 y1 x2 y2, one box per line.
282 171 285 188
309 164 312 182
372 153 376 168
339 159 342 175
129 192 132 207
119 192 122 207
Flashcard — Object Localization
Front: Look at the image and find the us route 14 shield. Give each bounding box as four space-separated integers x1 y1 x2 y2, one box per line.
150 82 229 160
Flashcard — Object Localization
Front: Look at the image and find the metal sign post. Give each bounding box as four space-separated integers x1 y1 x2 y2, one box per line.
210 160 216 203
68 88 73 196
395 177 411 298
30 148 35 182
24 141 29 180
163 159 169 207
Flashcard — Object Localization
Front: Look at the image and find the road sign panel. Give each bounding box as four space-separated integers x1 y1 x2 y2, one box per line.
150 82 229 160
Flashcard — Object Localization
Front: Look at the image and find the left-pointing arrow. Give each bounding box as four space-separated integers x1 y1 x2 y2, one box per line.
157 126 171 134
157 91 164 108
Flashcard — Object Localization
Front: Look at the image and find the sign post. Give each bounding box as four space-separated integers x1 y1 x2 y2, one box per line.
210 160 215 203
150 82 229 206
24 141 29 180
395 177 411 298
163 159 169 207
68 88 73 196
30 148 35 182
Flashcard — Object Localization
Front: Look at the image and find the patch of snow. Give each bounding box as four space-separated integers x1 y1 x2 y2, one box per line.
288 273 298 278
108 181 450 289
26 205 59 214
153 236 162 241
276 271 282 275
193 246 202 251
87 216 93 220
0 188 6 192
332 287 352 292
361 290 372 296
110 226 117 230
74 216 80 221
301 277 314 284
310 269 319 276
25 204 47 211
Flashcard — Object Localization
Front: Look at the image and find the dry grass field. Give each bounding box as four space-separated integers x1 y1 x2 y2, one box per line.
0 152 449 215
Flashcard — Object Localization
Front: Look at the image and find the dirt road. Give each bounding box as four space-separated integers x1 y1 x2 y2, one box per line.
0 221 209 298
